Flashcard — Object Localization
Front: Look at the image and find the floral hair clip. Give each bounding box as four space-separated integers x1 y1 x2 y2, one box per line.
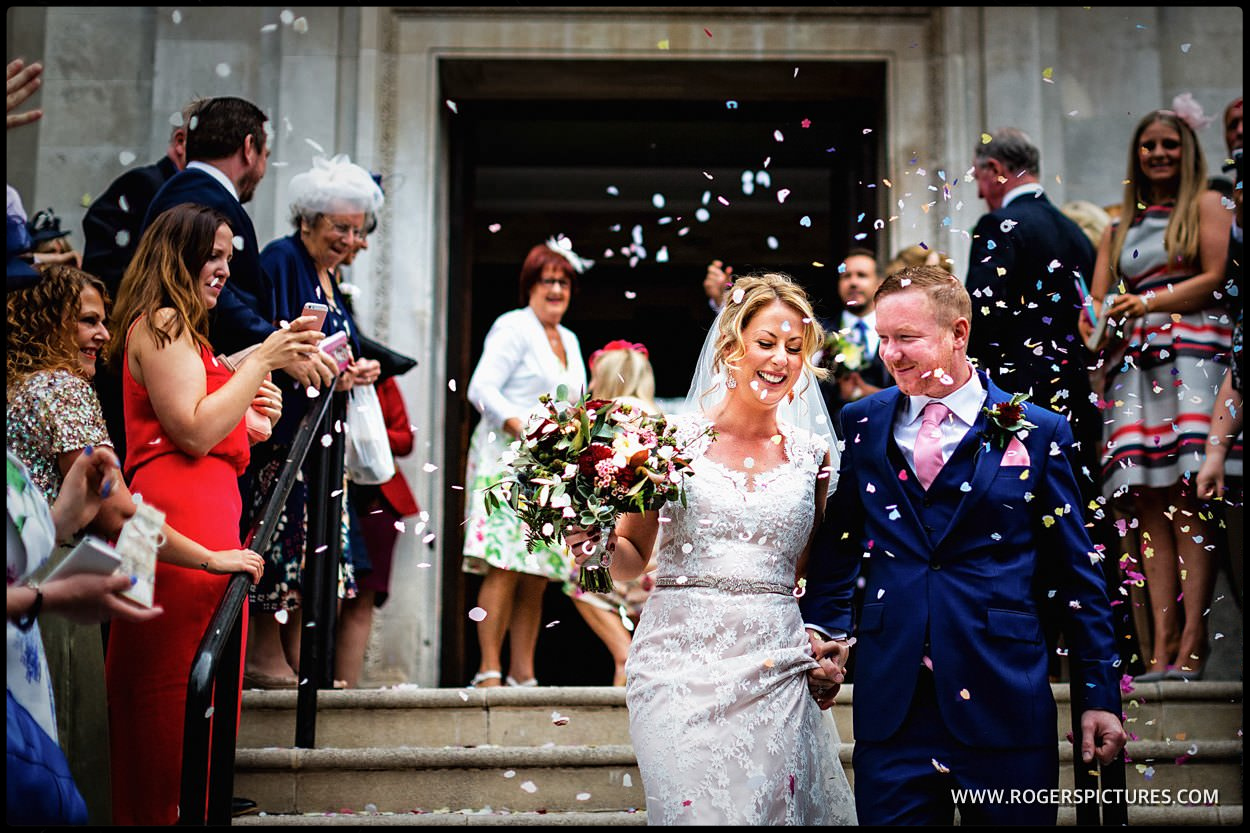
589 339 648 369
546 235 594 274
1168 92 1215 133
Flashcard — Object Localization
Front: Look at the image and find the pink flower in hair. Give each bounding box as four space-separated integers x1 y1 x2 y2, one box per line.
1170 92 1214 132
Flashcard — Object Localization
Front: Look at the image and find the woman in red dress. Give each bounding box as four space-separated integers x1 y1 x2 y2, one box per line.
104 203 322 824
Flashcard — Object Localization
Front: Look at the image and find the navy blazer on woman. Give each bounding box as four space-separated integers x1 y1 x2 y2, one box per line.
142 168 277 357
261 233 361 445
800 371 1120 750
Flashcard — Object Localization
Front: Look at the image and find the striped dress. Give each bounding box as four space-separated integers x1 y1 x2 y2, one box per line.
1100 205 1242 494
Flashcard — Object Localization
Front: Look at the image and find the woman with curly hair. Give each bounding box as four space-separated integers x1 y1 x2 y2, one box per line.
5 261 269 821
103 202 320 824
1079 107 1237 682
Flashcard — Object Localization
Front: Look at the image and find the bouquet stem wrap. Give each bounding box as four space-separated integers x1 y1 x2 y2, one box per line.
578 519 617 593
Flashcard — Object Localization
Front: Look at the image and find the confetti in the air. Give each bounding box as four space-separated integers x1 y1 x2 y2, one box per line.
292 16 308 34
445 100 458 114
119 151 136 166
799 216 812 228
468 607 487 622
215 63 231 78
172 10 182 24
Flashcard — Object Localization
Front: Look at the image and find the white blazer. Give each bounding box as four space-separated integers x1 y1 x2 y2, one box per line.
467 306 587 431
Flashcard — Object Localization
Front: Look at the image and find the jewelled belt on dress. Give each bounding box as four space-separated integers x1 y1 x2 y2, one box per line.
652 575 794 595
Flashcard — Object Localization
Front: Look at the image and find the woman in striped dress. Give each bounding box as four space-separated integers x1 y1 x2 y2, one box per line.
1081 108 1236 683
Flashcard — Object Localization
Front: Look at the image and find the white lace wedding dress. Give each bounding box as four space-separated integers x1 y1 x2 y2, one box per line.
625 413 857 825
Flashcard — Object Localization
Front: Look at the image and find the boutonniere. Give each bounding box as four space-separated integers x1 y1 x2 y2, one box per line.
978 393 1037 451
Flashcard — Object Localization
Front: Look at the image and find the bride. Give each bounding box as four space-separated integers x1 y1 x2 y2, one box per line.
567 273 856 825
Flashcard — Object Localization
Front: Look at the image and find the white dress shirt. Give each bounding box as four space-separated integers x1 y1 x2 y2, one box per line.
839 309 879 358
186 160 240 202
1000 182 1045 208
466 306 587 431
894 365 985 472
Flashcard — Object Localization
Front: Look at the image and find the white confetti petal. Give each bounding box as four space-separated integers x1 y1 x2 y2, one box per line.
468 606 487 622
215 63 231 78
119 150 136 166
292 16 308 34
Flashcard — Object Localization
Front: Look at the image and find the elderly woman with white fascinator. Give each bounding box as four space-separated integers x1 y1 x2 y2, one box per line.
242 154 385 689
462 238 591 688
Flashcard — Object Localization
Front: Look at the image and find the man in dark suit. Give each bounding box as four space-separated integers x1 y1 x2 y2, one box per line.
801 266 1125 825
964 128 1101 488
141 96 334 386
82 100 201 297
84 100 201 462
818 247 893 433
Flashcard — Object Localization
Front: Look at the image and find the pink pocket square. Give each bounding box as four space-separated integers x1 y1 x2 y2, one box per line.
1001 436 1030 467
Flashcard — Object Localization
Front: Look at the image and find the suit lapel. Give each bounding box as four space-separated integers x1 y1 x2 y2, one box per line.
864 391 927 533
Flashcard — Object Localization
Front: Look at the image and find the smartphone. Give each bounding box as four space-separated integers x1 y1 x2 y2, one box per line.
301 302 329 331
319 330 354 372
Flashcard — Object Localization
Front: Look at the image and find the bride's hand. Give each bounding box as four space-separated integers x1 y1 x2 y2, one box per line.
806 631 854 710
564 524 616 567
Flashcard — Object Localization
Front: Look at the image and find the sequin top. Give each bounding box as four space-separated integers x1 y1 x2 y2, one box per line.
6 369 113 503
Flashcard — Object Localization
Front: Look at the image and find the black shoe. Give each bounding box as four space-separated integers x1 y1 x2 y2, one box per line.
232 797 259 817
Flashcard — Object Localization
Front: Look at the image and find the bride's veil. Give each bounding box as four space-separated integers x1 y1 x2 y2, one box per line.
681 305 842 497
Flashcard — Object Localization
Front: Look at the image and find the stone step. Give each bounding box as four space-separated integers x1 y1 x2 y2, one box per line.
235 681 1241 819
235 806 1245 826
239 681 1243 750
235 810 647 825
233 737 1242 816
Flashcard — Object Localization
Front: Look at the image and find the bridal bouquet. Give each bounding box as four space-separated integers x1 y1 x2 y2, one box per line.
817 329 865 377
484 385 705 592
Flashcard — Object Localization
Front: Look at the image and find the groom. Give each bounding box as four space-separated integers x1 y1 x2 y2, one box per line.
800 265 1125 824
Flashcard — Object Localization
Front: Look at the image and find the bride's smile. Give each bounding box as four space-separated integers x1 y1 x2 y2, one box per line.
729 300 806 406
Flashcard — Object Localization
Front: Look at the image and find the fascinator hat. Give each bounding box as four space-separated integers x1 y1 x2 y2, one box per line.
288 154 385 226
545 234 594 274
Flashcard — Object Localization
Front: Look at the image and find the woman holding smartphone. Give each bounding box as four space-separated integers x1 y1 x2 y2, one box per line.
243 154 386 688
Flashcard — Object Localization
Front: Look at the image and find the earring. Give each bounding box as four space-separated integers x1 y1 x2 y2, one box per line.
725 375 738 390
787 390 795 403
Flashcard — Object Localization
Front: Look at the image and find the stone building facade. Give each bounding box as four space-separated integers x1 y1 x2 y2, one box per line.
7 6 1243 686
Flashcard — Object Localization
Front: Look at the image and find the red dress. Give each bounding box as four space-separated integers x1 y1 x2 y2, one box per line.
106 329 250 825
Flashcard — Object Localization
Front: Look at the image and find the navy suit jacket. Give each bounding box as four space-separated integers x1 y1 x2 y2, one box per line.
800 371 1120 749
142 168 277 356
965 193 1102 469
82 155 178 298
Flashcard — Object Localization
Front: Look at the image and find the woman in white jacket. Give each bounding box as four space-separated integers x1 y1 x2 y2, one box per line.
463 239 589 687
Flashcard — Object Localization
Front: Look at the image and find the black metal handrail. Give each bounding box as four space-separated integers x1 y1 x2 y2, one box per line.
1069 663 1128 825
295 390 347 748
178 383 338 825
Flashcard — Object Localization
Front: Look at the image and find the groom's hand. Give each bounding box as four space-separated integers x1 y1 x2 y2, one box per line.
1080 709 1127 766
806 630 853 710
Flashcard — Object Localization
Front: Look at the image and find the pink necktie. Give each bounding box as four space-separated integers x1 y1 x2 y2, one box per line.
914 401 950 491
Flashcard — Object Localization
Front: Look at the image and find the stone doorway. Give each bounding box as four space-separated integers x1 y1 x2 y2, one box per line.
439 57 886 686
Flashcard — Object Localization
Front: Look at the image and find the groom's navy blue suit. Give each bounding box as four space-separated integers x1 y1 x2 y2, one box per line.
801 370 1121 824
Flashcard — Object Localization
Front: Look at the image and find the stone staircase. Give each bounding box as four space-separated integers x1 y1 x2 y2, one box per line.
234 681 1242 826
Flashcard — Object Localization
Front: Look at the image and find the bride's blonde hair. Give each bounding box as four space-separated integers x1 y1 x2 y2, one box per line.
713 273 828 393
